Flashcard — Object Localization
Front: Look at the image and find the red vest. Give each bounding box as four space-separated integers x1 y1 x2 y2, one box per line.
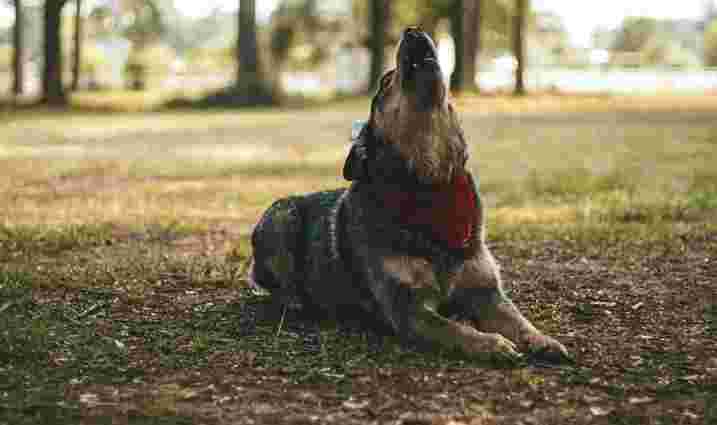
383 173 477 249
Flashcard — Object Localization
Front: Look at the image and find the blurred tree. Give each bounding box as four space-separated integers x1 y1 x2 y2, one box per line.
122 0 164 90
368 0 391 93
409 0 452 37
87 0 165 90
71 0 81 91
42 0 69 106
122 0 164 49
236 0 272 104
12 0 23 96
450 0 481 92
512 0 527 95
611 17 658 53
705 19 717 67
450 0 464 91
354 0 510 71
457 0 481 92
270 0 344 98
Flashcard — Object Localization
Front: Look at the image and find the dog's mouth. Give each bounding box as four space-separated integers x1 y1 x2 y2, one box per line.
397 27 444 110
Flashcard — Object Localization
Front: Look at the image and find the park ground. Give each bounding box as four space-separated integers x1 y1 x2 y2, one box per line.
0 94 716 424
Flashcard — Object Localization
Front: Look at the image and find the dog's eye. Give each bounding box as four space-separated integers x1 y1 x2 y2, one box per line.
371 70 396 113
379 70 395 91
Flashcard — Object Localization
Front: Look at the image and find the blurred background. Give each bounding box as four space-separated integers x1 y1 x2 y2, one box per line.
1 0 716 107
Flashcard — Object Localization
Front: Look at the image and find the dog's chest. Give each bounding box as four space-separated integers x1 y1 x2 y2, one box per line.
381 173 477 249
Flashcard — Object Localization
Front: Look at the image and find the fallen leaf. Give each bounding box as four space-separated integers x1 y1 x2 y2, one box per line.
179 389 198 400
683 410 699 420
519 400 535 408
342 398 370 410
628 396 653 404
79 393 99 407
589 406 612 416
582 395 602 404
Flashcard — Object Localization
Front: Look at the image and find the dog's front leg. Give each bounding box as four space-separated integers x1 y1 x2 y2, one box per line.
379 256 523 362
408 302 523 362
449 250 571 363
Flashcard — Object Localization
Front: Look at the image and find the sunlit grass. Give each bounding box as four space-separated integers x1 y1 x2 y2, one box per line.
1 93 716 243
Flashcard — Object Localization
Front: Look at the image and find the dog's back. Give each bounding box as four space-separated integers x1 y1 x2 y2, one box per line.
249 188 370 315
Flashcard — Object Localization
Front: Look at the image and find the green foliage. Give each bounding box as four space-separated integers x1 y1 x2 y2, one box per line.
121 0 165 46
184 47 235 72
124 43 175 74
704 19 717 67
0 45 12 70
351 0 512 50
705 304 717 337
611 16 658 52
270 0 337 70
0 224 115 258
0 269 34 299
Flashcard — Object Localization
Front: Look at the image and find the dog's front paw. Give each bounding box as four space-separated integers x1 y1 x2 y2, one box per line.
523 333 571 364
461 330 523 363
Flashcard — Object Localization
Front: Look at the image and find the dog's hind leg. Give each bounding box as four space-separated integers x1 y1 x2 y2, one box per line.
249 197 305 306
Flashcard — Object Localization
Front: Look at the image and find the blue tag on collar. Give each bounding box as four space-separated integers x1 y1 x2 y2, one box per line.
351 120 368 141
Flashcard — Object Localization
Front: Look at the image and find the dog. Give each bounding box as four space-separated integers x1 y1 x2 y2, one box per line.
249 27 569 363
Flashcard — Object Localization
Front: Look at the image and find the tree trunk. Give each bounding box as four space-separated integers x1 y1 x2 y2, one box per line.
513 0 527 96
238 0 259 81
236 0 271 104
368 0 390 93
451 0 482 93
71 0 82 91
463 0 481 92
12 0 24 96
42 0 68 106
450 0 464 92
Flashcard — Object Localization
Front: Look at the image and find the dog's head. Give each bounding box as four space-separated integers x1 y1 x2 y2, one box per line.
344 27 467 185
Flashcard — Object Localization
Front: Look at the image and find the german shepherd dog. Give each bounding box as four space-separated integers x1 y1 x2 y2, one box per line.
249 27 569 363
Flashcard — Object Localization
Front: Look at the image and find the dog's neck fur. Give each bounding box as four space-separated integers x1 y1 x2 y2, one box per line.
372 87 466 186
392 100 466 185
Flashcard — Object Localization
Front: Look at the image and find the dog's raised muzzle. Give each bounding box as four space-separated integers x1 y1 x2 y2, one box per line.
398 27 444 110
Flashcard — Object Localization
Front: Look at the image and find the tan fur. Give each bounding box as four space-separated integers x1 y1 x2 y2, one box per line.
449 253 502 291
373 72 466 185
383 256 434 289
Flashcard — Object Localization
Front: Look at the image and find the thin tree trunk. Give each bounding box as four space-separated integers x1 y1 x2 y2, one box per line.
368 0 390 93
236 0 271 104
451 0 482 93
71 0 82 91
238 0 259 81
463 0 481 92
513 0 527 96
42 0 67 105
450 0 464 92
12 0 24 96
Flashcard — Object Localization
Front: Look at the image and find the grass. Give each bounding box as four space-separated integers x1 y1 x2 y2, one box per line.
0 93 716 423
2 94 716 234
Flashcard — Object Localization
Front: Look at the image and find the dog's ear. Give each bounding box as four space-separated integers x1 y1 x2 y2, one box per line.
343 122 374 181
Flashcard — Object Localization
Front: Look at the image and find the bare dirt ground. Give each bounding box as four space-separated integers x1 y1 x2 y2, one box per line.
8 230 712 424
